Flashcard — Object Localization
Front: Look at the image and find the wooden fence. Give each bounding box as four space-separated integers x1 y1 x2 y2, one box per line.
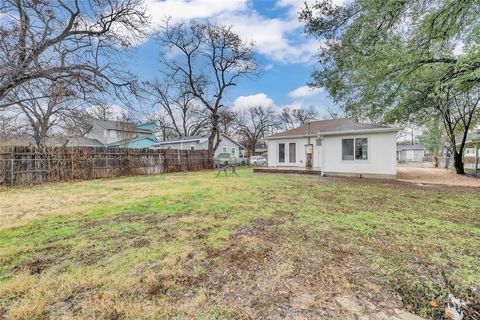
0 146 211 186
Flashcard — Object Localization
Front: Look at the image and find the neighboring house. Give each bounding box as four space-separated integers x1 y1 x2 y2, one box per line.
396 144 426 161
266 118 401 179
253 147 268 157
152 134 244 157
74 118 157 148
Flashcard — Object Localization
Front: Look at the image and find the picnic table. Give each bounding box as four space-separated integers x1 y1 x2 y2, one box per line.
216 164 239 177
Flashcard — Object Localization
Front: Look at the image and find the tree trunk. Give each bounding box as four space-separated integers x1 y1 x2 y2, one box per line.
434 153 439 168
453 151 465 174
207 113 220 168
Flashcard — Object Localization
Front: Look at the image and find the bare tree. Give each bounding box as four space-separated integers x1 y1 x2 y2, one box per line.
238 106 277 157
279 106 319 130
0 0 149 106
147 81 208 137
218 109 239 137
158 21 258 163
0 112 23 140
10 80 80 146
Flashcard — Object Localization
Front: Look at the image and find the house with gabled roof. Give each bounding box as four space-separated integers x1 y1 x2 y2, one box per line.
70 118 157 148
152 134 244 158
263 118 402 179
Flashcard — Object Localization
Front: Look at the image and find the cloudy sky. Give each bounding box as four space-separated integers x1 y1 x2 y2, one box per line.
127 0 337 115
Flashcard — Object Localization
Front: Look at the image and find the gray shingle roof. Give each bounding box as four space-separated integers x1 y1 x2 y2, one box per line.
87 118 153 134
269 118 394 138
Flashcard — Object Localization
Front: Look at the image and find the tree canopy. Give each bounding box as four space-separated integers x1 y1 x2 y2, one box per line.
301 0 480 173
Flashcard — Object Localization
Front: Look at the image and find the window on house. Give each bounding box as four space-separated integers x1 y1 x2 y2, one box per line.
355 138 368 160
190 145 195 151
110 130 117 140
278 143 285 163
342 139 354 160
289 143 296 163
342 138 368 160
222 146 227 153
316 138 322 146
231 147 236 155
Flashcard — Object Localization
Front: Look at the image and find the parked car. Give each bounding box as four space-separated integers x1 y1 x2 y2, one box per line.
249 156 267 166
214 153 247 167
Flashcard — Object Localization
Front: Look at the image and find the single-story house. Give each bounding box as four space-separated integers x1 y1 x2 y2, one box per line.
397 144 426 161
152 134 244 158
266 118 401 179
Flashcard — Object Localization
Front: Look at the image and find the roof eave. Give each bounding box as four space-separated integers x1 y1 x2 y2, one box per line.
319 127 403 136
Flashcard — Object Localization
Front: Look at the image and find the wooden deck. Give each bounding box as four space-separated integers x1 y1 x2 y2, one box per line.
253 167 322 175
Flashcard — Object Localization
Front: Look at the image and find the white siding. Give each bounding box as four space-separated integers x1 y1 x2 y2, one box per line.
267 138 309 167
215 137 242 158
322 132 397 175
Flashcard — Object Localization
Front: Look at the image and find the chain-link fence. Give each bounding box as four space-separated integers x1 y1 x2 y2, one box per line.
398 155 479 173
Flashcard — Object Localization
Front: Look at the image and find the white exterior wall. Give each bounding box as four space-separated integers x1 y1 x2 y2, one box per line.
154 136 244 157
215 137 243 158
267 137 310 167
322 131 397 176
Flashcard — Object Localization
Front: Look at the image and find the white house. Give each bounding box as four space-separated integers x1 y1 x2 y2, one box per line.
152 134 244 158
266 118 401 179
397 144 426 161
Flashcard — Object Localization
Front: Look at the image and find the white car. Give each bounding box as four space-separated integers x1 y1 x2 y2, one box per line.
250 156 267 166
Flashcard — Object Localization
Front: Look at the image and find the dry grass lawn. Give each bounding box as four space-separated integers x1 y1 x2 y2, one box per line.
0 169 479 319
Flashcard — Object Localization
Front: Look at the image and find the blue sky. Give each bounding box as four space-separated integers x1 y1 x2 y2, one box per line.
127 0 338 116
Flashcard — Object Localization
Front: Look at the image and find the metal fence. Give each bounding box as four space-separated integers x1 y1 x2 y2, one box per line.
0 146 211 186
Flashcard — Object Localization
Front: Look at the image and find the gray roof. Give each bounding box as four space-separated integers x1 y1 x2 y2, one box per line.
66 137 104 147
157 134 244 148
269 118 397 138
87 118 153 134
397 144 425 151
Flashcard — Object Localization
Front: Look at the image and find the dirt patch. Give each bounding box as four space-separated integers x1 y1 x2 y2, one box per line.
199 215 424 319
397 167 480 187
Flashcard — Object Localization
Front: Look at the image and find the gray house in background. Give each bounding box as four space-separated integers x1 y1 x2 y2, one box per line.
68 118 157 148
152 134 244 158
397 144 426 161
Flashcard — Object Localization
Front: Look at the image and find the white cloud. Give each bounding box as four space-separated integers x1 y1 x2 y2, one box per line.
144 0 319 63
146 0 247 21
288 85 322 98
232 93 275 111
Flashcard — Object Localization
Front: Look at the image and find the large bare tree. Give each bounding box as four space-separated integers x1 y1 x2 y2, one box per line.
147 81 208 137
9 80 80 146
0 0 149 107
158 21 258 163
279 106 318 130
238 106 277 157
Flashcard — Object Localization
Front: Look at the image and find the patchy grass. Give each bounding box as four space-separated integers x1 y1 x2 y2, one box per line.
0 169 479 319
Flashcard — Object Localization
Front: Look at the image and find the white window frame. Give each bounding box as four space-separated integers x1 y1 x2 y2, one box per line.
109 130 118 140
190 145 195 151
231 147 236 156
342 137 368 161
288 142 296 163
222 146 227 153
278 143 286 163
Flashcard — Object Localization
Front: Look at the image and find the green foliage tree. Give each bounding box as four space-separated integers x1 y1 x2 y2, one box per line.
301 0 480 174
419 119 444 168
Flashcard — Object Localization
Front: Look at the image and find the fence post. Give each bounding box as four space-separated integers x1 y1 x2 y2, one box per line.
10 158 14 186
92 157 95 179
